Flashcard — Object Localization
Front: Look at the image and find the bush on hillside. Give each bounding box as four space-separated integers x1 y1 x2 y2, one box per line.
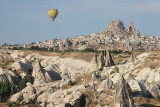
0 82 17 102
19 77 34 91
81 48 97 53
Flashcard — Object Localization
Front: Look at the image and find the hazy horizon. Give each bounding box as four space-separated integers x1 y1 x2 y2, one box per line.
1 0 160 45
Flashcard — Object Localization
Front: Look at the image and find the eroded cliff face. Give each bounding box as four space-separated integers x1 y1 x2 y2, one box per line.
114 75 135 107
100 20 140 36
127 22 140 36
0 49 160 107
100 20 126 34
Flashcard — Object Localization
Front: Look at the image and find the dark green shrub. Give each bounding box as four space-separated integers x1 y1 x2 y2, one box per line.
111 50 123 54
123 51 132 55
81 48 97 53
0 82 17 102
68 80 75 86
19 77 33 91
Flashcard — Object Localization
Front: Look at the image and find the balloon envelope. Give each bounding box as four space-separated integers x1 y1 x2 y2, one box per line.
48 8 58 21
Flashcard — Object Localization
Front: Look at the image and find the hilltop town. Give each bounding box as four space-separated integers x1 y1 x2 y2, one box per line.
2 20 160 51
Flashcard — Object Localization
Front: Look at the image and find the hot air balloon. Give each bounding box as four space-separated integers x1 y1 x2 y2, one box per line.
48 8 58 21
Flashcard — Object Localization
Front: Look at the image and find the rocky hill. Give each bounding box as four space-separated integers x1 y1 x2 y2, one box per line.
0 49 160 106
3 20 160 51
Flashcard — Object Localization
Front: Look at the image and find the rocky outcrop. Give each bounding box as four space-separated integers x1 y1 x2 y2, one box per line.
100 20 125 34
59 38 72 51
32 61 51 85
0 68 19 84
127 22 140 36
47 90 85 107
25 53 44 61
100 50 114 67
10 51 24 59
97 78 113 92
124 73 141 92
114 75 135 107
10 82 36 104
11 58 33 73
128 53 137 63
21 82 36 103
148 82 160 98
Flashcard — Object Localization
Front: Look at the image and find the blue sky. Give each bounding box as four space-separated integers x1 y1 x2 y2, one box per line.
0 0 160 45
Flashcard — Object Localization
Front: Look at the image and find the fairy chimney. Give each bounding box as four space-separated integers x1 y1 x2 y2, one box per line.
114 75 135 107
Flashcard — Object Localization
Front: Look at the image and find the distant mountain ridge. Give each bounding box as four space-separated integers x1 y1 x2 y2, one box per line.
3 20 160 51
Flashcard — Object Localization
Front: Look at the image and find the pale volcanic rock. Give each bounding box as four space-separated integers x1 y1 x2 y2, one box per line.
11 58 33 73
10 51 24 59
47 90 85 107
41 56 59 67
114 75 135 107
10 93 21 102
21 82 36 100
10 82 36 104
0 68 19 83
128 53 137 63
32 61 51 85
124 73 141 92
100 20 125 34
148 82 160 98
127 22 140 36
110 73 121 84
25 53 45 61
97 78 113 92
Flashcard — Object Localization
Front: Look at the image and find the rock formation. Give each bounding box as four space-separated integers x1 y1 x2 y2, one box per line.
59 38 72 51
128 53 137 63
124 73 141 92
114 75 135 107
97 78 113 92
148 82 160 98
127 22 140 36
32 61 51 85
10 82 36 104
100 49 114 67
100 20 125 34
0 68 19 84
11 58 33 73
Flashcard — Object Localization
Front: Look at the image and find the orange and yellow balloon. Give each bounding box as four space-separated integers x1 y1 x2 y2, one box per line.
48 8 58 21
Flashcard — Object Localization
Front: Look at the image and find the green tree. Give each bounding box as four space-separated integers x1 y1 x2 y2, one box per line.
0 82 11 102
19 77 33 91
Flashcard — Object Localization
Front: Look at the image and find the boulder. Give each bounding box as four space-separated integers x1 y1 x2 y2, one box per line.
10 93 21 102
125 73 141 92
97 78 113 92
